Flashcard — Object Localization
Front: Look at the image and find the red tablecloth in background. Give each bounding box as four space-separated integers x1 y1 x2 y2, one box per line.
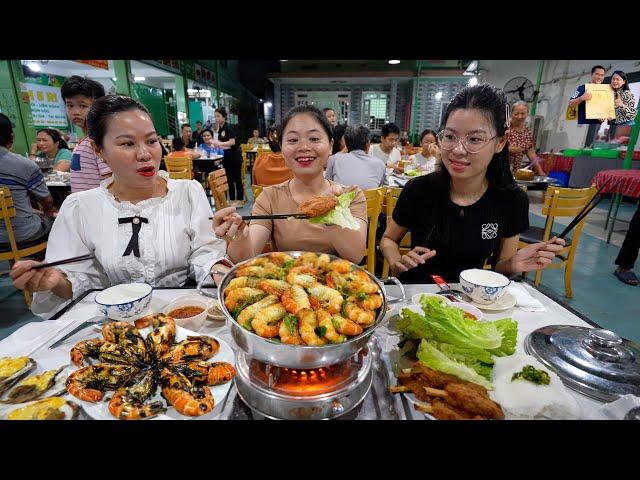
539 153 574 173
592 169 640 198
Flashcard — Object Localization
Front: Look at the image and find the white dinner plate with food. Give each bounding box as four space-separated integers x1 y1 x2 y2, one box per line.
469 291 516 311
76 326 235 421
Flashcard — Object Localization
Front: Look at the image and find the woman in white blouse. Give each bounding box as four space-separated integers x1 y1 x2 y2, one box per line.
10 95 226 318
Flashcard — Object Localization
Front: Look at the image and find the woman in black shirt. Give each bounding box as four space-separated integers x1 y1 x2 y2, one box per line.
380 84 565 283
213 107 243 203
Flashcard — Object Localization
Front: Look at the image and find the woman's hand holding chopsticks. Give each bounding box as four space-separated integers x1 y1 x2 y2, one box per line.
10 260 73 300
212 206 248 245
508 236 566 272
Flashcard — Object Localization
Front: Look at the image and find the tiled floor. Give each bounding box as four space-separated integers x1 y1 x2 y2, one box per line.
1 187 639 343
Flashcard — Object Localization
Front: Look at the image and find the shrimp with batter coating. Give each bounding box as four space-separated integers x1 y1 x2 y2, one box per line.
298 195 337 218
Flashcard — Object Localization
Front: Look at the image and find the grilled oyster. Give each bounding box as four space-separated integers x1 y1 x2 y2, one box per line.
6 397 79 420
2 365 70 404
0 357 36 395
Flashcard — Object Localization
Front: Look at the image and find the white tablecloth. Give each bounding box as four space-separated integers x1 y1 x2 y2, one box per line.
0 283 610 419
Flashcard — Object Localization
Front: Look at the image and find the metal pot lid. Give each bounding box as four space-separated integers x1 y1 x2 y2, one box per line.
524 325 640 402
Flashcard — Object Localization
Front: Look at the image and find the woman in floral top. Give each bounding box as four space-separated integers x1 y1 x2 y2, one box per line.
508 102 545 176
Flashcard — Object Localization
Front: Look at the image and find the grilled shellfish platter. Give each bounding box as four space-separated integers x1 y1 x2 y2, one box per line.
65 313 236 420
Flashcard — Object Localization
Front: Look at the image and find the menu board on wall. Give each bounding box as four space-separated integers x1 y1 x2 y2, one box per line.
74 60 109 70
142 60 184 75
20 82 68 127
194 64 216 87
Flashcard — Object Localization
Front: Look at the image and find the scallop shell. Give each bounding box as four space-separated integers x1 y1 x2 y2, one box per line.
0 357 37 395
5 397 79 420
1 365 70 404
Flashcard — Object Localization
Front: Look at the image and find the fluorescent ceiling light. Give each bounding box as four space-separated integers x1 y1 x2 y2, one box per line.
388 60 401 65
27 62 41 72
435 91 443 101
468 76 478 86
279 60 288 62
112 77 117 82
134 76 146 82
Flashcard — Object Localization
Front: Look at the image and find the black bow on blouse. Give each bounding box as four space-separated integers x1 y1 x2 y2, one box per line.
118 216 148 257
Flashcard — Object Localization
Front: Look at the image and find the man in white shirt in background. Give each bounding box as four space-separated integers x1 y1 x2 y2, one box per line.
325 125 387 190
369 122 402 172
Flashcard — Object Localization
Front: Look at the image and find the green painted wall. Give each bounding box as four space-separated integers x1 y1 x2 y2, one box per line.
133 83 169 136
0 61 36 156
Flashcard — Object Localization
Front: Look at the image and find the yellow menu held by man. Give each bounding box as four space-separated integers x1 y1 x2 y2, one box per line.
585 83 615 120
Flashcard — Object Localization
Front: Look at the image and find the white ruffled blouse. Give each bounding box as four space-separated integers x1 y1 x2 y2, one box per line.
32 171 226 319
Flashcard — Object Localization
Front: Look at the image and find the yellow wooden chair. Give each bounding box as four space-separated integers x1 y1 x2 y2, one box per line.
165 155 193 179
168 168 191 180
240 143 253 166
251 184 264 201
0 187 49 308
518 186 597 298
208 169 230 210
362 187 385 274
381 187 411 278
239 156 249 206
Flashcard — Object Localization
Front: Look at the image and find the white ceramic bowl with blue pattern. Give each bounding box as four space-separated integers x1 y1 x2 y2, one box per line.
95 283 153 320
459 269 510 305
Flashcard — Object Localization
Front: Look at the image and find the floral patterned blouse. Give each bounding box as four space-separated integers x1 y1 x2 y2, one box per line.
508 126 534 174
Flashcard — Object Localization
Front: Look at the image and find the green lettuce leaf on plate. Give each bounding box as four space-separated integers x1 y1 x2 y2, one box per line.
418 296 502 350
416 339 493 389
308 191 360 230
488 318 518 357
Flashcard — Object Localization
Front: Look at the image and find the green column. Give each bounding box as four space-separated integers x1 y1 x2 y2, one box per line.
175 73 189 122
113 60 134 98
530 60 545 117
409 60 423 144
623 119 639 169
0 60 36 156
215 60 220 108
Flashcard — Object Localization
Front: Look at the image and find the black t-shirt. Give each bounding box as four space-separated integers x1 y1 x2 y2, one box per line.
392 173 530 284
192 130 203 145
183 137 196 149
218 122 240 163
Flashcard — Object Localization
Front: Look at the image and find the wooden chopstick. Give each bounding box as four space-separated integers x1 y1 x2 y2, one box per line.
31 254 95 270
207 214 311 221
557 177 624 240
241 213 310 220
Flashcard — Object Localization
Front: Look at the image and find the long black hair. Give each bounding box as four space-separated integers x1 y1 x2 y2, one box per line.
611 70 630 91
427 84 520 254
436 83 516 192
332 123 347 155
37 128 69 151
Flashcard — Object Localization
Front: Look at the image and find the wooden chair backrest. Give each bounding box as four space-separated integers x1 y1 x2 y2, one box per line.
165 156 193 177
208 169 229 210
0 187 16 221
540 186 597 244
363 188 385 274
251 184 264 201
168 168 191 180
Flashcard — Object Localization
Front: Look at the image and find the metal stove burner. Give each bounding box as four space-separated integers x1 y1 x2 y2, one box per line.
235 346 373 420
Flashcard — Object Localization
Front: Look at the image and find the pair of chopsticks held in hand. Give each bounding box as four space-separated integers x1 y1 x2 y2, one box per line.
3 254 95 276
208 185 358 221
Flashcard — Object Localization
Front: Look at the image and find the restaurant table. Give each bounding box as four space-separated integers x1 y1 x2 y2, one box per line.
568 155 640 188
592 169 640 243
0 282 608 420
45 175 71 208
539 153 574 173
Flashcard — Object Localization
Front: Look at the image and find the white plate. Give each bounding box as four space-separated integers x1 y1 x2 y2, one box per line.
76 326 235 420
469 291 516 311
411 292 451 306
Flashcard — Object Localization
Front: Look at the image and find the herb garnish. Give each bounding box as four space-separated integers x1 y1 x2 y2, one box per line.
283 314 298 335
511 365 551 385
